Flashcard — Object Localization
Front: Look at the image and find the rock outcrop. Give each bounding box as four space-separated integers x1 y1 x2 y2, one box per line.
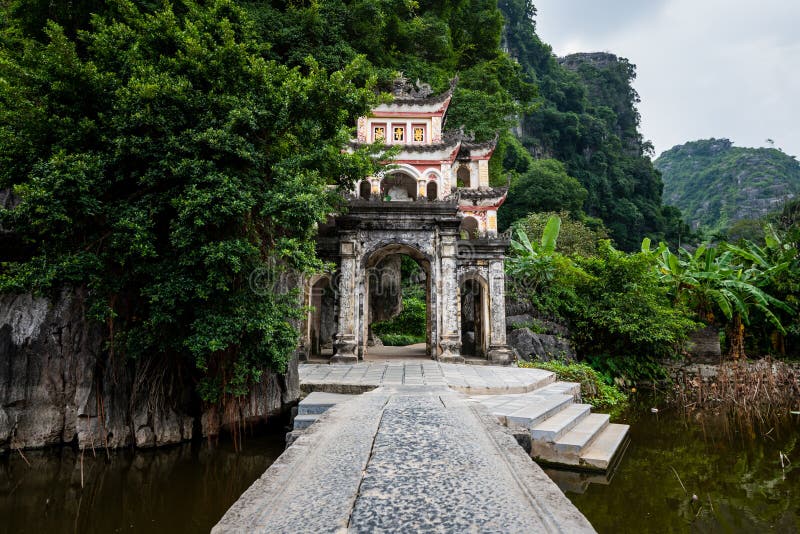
0 289 298 452
505 307 576 363
507 328 575 363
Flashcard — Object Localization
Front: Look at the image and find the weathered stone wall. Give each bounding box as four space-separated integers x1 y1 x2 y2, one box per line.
0 289 298 453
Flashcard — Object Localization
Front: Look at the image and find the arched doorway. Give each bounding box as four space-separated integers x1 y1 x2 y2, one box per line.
426 181 438 201
381 173 417 201
306 276 335 358
363 244 433 358
456 165 470 188
460 276 489 358
359 180 371 200
459 216 480 240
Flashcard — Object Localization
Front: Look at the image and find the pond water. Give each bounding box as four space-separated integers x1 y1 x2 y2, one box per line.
2 402 799 533
548 399 800 533
0 431 284 534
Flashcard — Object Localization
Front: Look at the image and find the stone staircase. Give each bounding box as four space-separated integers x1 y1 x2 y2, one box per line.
292 392 356 430
470 381 629 471
292 374 629 473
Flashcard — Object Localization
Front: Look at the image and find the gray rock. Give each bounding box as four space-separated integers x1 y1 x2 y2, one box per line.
508 328 575 362
135 425 155 448
0 288 299 451
506 314 535 329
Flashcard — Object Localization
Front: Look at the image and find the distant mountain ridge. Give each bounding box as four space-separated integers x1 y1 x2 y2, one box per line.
654 139 800 232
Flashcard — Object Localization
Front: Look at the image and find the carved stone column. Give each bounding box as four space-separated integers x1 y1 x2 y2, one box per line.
438 235 463 363
487 259 514 365
332 239 359 364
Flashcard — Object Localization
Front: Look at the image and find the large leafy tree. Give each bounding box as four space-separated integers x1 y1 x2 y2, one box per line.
0 0 379 402
500 159 587 228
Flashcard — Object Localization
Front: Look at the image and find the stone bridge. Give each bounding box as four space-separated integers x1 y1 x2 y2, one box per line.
214 363 630 533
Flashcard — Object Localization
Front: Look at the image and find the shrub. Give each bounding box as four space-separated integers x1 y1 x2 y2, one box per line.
379 334 426 346
518 360 628 413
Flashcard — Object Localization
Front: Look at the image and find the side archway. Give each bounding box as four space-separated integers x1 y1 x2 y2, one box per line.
426 181 438 201
459 273 490 358
459 216 480 240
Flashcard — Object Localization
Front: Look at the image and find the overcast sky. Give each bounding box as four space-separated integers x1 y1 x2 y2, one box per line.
531 0 800 159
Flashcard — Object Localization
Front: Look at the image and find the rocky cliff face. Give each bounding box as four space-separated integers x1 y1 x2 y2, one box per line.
0 289 298 452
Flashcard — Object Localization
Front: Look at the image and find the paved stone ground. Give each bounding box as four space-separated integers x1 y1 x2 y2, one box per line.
214 387 595 533
363 342 428 360
300 361 554 395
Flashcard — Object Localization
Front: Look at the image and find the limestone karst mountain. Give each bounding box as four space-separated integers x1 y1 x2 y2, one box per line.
654 139 800 233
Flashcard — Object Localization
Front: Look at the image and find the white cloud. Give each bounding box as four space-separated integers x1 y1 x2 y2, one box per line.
531 0 800 158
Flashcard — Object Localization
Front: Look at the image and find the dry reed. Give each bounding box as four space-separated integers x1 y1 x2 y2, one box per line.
671 358 800 436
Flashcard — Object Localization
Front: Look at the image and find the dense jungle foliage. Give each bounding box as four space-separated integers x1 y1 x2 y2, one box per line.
506 213 799 383
0 0 384 403
655 138 800 236
498 0 690 250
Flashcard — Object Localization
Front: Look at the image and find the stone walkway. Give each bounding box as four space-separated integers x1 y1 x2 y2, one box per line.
213 387 595 533
299 361 554 395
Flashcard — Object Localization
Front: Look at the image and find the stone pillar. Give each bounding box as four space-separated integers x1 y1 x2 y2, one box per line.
438 235 463 363
332 239 359 364
487 259 514 365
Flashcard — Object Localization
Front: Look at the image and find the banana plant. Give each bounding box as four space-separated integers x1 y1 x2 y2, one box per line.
654 239 794 358
507 215 561 295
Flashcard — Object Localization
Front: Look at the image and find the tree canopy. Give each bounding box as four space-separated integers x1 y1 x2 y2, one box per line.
0 0 380 402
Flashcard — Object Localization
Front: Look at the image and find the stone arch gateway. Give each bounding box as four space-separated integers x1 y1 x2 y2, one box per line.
302 77 513 364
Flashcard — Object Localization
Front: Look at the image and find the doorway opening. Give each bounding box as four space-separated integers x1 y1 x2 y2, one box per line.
306 276 336 358
460 277 489 357
364 245 432 359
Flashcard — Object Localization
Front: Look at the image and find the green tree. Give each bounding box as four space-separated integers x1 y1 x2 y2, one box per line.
512 211 608 257
0 0 380 403
499 159 587 228
508 217 697 382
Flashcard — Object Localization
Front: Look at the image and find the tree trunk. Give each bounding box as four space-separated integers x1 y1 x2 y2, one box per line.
728 314 746 359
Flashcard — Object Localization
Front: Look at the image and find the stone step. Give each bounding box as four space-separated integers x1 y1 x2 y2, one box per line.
298 392 355 415
580 423 630 471
552 413 610 459
505 394 574 430
293 413 320 430
530 403 592 442
535 381 581 400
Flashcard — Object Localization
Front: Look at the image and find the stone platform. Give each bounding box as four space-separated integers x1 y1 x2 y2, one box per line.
299 361 555 395
213 387 595 533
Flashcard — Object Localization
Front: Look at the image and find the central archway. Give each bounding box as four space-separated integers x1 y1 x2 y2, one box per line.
362 243 433 359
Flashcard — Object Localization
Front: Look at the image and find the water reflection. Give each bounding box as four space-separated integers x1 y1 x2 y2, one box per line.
0 432 284 534
553 400 800 533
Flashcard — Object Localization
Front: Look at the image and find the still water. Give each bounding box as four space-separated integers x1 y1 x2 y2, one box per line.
549 400 800 533
0 432 284 534
2 404 799 533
